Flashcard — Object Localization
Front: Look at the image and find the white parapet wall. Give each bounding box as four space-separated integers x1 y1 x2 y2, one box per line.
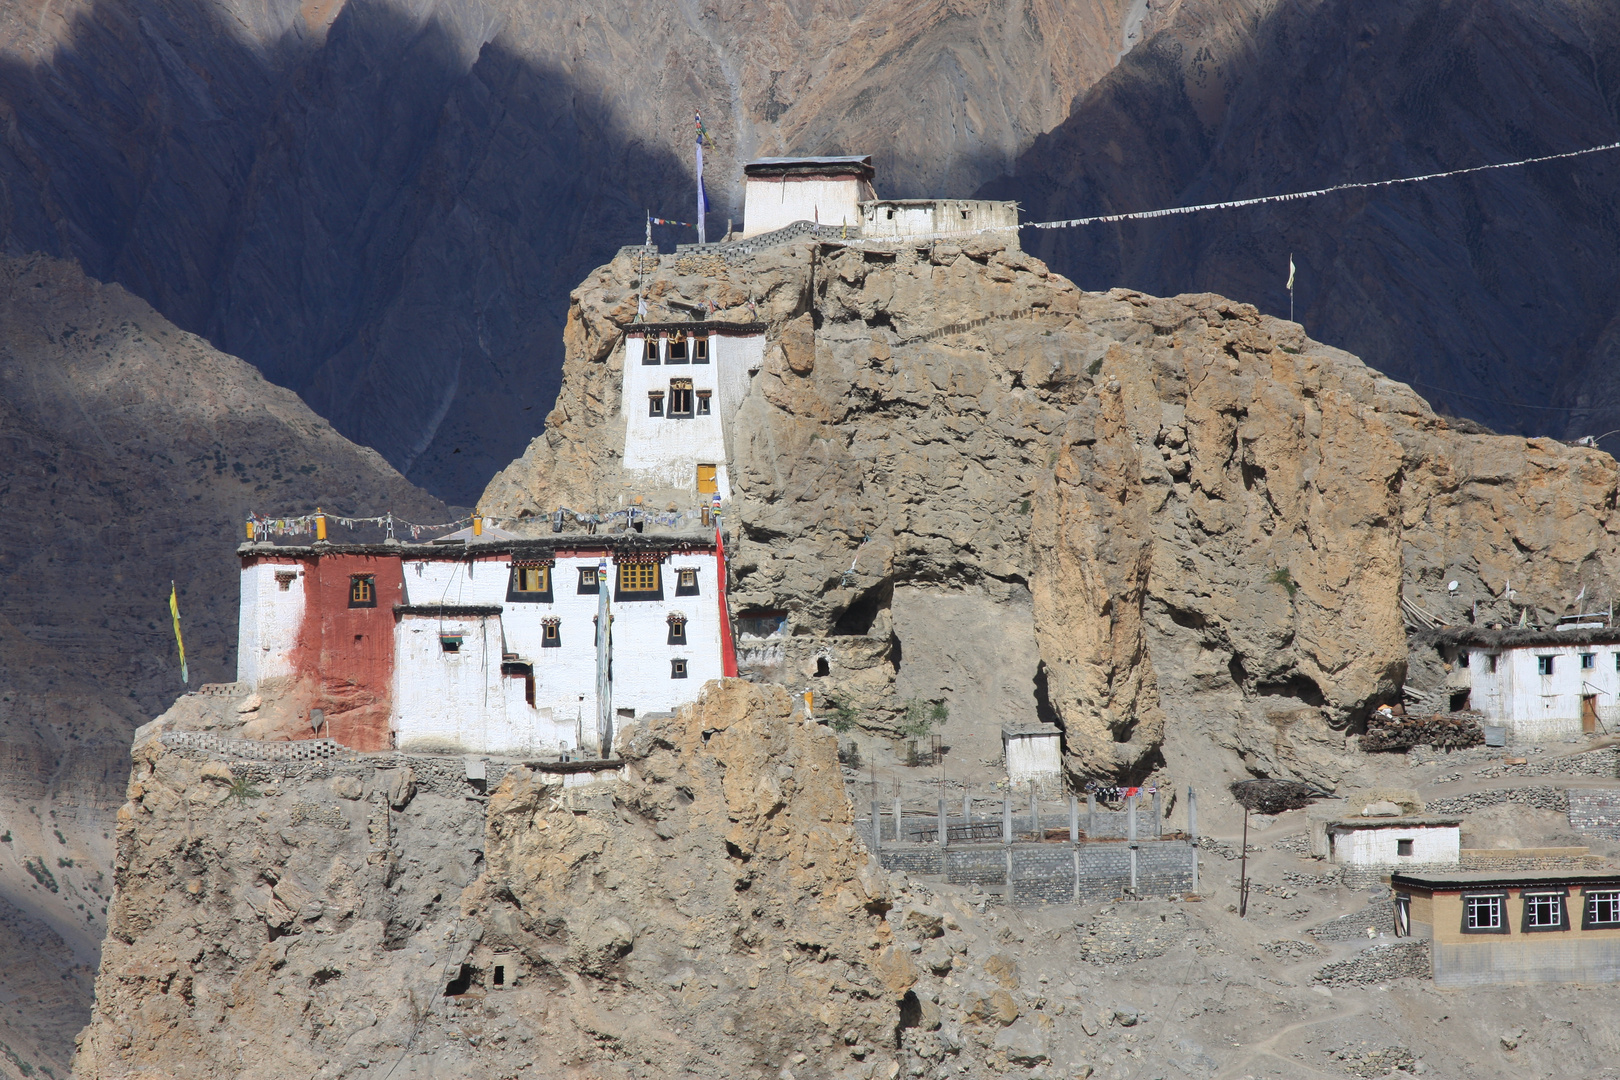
237 558 306 687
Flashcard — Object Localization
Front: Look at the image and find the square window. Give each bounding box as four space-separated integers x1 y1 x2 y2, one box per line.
1523 892 1566 931
1585 890 1620 928
1582 653 1596 670
349 575 376 608
668 333 689 363
642 337 661 365
648 392 664 417
1463 894 1505 932
693 336 709 363
617 562 660 595
578 567 600 594
1396 838 1414 857
675 568 700 597
1538 655 1555 676
671 658 688 679
696 390 712 416
440 635 463 654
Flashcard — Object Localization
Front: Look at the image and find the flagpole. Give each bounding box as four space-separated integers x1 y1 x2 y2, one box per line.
1287 252 1296 324
695 111 707 245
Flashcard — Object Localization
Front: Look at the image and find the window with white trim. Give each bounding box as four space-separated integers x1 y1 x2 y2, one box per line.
1464 894 1504 931
1586 890 1620 927
1524 892 1566 930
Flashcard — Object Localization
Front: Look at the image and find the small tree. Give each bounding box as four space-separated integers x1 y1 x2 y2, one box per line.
826 697 860 733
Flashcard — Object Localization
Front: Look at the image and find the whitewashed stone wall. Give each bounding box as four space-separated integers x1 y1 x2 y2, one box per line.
395 553 726 752
392 614 534 753
1329 824 1460 866
742 177 870 236
1469 642 1620 739
237 560 306 687
620 331 763 498
858 200 1019 242
1005 733 1062 788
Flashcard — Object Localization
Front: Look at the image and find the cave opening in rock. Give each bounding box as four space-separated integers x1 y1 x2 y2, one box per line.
443 964 474 996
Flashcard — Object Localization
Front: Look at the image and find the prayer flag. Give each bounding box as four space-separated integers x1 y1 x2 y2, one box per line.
1286 255 1295 291
695 111 709 245
169 581 188 685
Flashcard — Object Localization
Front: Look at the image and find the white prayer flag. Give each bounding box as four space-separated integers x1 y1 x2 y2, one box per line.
1286 255 1295 291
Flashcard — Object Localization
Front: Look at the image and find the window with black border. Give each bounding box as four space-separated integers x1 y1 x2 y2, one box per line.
1461 892 1509 934
1583 889 1620 929
615 561 663 600
642 336 661 365
667 331 689 363
648 391 664 417
671 658 688 679
349 575 376 608
506 564 553 603
696 390 712 416
542 617 561 648
668 613 687 646
577 567 600 595
1522 890 1569 932
668 379 694 418
675 567 700 596
693 335 709 363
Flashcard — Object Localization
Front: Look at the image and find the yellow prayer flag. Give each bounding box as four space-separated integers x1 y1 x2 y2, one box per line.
170 582 188 685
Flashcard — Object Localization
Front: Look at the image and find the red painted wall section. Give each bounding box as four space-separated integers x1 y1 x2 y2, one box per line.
289 553 401 751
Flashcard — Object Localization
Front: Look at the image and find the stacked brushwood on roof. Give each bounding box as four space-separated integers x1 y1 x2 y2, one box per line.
1229 779 1332 814
1361 711 1484 752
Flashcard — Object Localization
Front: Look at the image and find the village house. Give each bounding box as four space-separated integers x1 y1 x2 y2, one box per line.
1309 814 1462 869
1439 626 1620 741
739 155 877 236
1002 722 1063 792
1393 869 1620 986
236 528 734 756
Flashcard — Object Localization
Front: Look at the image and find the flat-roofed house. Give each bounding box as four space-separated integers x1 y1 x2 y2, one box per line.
1393 870 1620 986
740 156 876 237
1437 626 1620 741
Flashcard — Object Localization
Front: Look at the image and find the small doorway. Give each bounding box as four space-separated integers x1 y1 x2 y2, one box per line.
696 464 718 494
1583 694 1599 734
1394 895 1411 937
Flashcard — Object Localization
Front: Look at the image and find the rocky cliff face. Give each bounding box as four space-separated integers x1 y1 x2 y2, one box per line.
74 681 934 1079
988 0 1620 446
0 253 443 1077
483 237 1620 787
0 0 1146 503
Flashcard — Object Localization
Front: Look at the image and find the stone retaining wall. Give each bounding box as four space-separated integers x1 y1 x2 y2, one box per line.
1426 787 1569 814
1568 789 1620 838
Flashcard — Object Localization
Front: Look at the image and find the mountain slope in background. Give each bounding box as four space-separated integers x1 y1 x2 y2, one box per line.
0 253 444 1078
0 0 1146 503
987 0 1620 441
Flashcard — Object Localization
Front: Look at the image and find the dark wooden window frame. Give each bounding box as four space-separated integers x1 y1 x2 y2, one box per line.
349 575 377 608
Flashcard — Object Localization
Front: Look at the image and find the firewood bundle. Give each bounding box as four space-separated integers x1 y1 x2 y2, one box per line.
1361 711 1484 752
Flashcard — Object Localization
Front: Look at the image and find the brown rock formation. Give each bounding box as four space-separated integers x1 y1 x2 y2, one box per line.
74 681 922 1079
482 238 1620 787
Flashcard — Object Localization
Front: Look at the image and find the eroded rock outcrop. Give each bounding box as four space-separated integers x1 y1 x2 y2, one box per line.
482 239 1620 784
73 682 923 1079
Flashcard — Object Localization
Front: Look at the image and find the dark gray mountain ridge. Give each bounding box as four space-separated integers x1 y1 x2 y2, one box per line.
983 0 1620 444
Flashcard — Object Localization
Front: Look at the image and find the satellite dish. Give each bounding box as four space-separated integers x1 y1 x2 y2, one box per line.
1447 581 1459 593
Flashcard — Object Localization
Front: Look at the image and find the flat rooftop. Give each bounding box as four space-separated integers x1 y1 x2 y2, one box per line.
1393 869 1620 890
238 529 722 560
